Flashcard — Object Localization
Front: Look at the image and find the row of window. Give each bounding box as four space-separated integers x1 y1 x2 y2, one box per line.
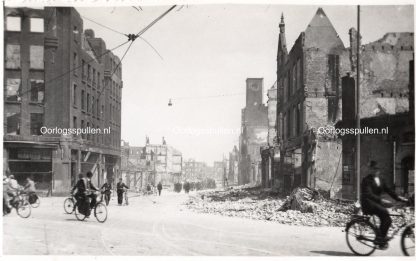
279 103 302 140
282 58 302 103
6 16 44 33
5 112 43 136
6 44 44 70
5 78 44 103
5 110 120 149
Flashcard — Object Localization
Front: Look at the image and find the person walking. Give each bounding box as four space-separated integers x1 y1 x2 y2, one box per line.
100 179 112 206
157 182 163 196
116 178 129 205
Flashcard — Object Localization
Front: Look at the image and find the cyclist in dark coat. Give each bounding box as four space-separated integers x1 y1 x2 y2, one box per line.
85 171 98 210
360 161 407 248
116 178 129 205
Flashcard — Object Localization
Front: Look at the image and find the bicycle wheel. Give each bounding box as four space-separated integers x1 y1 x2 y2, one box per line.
17 199 31 218
74 203 87 221
31 194 40 208
64 198 75 214
401 223 415 256
94 202 107 223
346 218 377 256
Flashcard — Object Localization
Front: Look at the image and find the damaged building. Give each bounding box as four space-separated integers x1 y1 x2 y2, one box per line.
238 78 268 186
4 7 122 195
274 9 350 197
337 31 414 199
260 81 278 188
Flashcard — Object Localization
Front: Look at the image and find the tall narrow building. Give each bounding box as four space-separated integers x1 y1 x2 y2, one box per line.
275 8 349 197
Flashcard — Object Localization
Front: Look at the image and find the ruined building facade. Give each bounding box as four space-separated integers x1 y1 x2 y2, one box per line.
275 9 349 197
238 78 268 185
338 31 414 199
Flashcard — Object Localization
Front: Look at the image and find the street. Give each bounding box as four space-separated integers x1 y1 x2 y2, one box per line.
3 192 405 256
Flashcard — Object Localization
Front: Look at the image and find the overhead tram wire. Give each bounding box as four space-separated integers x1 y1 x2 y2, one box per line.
18 5 177 99
81 15 126 36
96 5 178 99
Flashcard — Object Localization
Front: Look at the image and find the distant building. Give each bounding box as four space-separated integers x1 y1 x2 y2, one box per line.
182 159 207 182
238 78 268 186
228 146 239 186
3 7 122 195
142 140 182 188
260 81 278 188
120 141 147 190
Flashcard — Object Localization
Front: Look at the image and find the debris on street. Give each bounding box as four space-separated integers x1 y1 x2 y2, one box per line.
185 186 356 227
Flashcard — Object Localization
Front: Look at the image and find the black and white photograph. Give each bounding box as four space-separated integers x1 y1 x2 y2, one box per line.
2 0 415 257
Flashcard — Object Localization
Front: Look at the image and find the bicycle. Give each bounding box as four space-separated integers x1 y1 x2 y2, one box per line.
123 188 129 206
100 189 111 206
22 191 40 208
74 191 107 223
4 191 31 218
64 194 76 214
345 201 414 256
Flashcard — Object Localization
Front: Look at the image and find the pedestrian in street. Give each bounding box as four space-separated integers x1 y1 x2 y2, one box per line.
157 182 163 196
100 179 112 206
116 178 129 205
146 183 152 195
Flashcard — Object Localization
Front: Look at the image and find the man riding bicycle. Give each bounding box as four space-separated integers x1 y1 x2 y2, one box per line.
361 161 408 249
85 171 99 211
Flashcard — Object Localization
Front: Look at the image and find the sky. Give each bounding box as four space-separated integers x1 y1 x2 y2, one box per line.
72 5 411 164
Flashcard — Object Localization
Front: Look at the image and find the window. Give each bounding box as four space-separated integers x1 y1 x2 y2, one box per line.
297 104 301 135
30 79 45 103
327 54 340 95
30 45 44 69
293 64 297 95
81 120 85 139
292 107 297 137
296 59 301 89
82 60 86 79
73 116 77 129
73 53 78 75
6 78 21 102
6 44 21 69
81 90 85 110
30 18 44 32
73 26 79 41
6 16 21 31
96 98 100 118
286 110 291 138
30 113 44 135
97 72 101 87
87 93 90 113
288 70 291 97
93 68 96 85
86 122 90 140
92 96 95 116
6 110 21 135
283 76 288 102
73 84 77 106
87 65 91 82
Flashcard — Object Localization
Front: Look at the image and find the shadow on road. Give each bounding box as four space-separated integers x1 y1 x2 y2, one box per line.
310 250 355 256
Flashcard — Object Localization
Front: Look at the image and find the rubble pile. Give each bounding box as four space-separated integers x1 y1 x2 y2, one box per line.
185 187 356 227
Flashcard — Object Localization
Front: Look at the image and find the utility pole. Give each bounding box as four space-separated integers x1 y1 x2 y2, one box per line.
356 5 361 201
